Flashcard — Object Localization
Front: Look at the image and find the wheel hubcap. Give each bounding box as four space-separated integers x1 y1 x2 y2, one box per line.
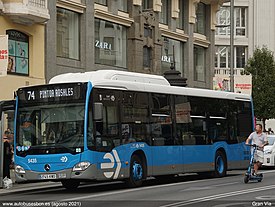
216 156 224 174
132 161 143 181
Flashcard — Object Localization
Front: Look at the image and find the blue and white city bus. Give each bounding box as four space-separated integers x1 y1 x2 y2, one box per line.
14 70 253 189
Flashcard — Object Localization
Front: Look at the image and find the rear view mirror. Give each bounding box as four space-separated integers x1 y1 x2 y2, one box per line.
93 102 103 121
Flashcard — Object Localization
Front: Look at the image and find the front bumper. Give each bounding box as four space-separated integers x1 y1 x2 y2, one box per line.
15 164 97 183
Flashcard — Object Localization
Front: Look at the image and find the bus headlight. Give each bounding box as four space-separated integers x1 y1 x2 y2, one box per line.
15 165 26 174
73 162 91 171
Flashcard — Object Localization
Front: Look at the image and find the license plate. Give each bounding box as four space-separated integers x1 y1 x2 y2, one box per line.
39 174 57 179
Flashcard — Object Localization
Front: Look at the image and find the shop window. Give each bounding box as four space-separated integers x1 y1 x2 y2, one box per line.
161 37 183 74
6 30 29 75
95 18 127 68
56 8 80 60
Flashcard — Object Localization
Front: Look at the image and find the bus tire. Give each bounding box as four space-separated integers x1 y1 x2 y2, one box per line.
126 154 144 188
214 151 227 177
61 180 80 190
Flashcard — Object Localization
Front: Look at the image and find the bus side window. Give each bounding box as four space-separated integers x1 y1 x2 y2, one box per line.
150 93 173 146
121 92 149 145
175 95 191 145
189 96 208 145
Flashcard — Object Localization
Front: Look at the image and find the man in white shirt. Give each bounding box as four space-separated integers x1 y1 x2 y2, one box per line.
246 124 268 175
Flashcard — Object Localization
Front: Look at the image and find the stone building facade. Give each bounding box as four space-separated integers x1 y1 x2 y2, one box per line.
46 0 226 88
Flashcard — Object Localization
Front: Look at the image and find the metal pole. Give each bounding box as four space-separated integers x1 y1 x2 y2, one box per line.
230 0 234 92
0 110 3 188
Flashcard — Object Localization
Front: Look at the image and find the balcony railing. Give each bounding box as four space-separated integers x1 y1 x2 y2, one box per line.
3 0 50 24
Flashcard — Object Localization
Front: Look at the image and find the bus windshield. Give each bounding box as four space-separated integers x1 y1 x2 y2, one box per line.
16 102 85 156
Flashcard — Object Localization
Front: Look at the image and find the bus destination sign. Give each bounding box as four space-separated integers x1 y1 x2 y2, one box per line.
18 83 85 104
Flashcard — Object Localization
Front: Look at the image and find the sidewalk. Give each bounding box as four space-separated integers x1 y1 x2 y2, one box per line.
0 170 61 195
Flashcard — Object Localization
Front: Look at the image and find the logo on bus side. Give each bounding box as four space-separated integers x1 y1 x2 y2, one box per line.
60 156 68 163
100 150 121 179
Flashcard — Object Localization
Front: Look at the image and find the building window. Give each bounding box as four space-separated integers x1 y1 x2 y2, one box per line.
6 30 29 75
142 0 151 10
194 46 205 82
161 37 183 74
215 46 230 68
235 7 246 36
215 45 247 69
216 7 247 36
236 46 246 68
95 19 127 68
144 25 152 38
216 7 230 35
95 0 107 5
176 0 184 29
143 46 152 68
160 0 169 24
194 3 206 35
118 0 128 12
56 8 80 60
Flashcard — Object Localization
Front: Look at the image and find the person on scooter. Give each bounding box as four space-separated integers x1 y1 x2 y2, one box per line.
245 124 268 175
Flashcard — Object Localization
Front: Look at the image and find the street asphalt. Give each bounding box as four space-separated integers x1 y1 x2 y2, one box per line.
0 169 275 207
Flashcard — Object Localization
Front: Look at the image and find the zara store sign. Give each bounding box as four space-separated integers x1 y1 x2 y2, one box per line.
95 40 112 50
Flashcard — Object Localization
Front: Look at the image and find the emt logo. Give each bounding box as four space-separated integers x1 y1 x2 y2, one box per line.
100 150 121 179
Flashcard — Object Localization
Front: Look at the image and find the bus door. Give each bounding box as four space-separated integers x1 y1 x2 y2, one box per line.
92 89 124 180
0 100 15 188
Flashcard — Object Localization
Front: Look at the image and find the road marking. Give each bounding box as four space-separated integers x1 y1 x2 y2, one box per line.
161 184 275 207
255 195 275 200
60 176 218 201
262 169 275 174
60 170 275 202
180 181 239 192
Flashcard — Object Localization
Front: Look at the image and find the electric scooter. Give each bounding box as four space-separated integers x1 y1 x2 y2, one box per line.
244 144 263 183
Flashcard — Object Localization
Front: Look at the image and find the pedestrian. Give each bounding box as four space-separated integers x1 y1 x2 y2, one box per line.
245 124 268 175
3 130 13 179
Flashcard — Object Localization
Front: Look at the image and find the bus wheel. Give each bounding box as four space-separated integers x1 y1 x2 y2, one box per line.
214 151 227 177
126 155 144 188
61 180 80 190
